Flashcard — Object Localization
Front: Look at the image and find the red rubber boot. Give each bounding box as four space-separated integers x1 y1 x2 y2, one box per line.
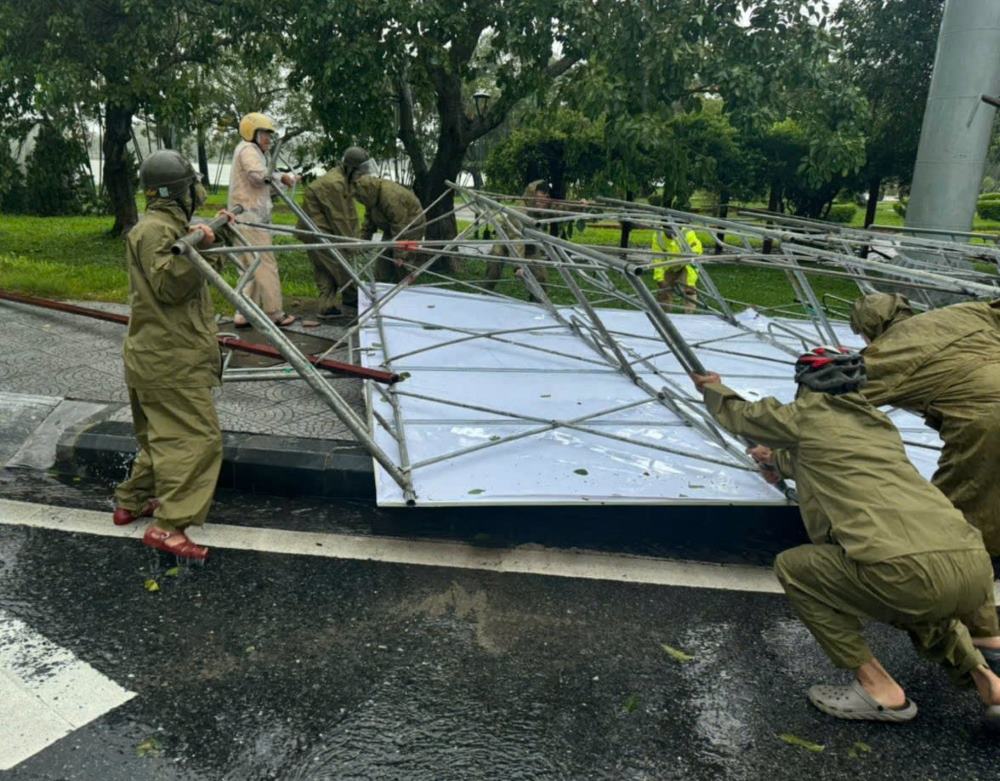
142 527 209 561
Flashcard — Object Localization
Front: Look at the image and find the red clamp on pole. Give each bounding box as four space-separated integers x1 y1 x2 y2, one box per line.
395 240 420 252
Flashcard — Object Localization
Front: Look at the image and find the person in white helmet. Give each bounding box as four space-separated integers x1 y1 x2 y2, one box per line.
228 112 299 327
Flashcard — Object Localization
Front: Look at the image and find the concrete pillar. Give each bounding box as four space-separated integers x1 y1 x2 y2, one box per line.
905 0 1000 245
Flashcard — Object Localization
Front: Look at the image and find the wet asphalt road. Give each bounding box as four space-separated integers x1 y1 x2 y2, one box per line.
2 472 1000 779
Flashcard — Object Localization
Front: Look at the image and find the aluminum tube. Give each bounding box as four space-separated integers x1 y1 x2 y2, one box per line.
179 244 412 494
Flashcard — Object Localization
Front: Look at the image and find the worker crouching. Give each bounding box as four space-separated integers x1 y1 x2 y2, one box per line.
850 292 1000 668
112 150 230 561
353 175 426 283
691 346 1000 723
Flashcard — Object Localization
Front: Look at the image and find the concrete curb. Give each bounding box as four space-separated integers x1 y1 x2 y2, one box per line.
53 420 375 500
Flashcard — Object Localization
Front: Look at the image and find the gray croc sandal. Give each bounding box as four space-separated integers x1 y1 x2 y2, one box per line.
807 680 917 722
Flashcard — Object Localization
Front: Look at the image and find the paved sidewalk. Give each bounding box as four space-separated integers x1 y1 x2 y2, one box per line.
0 298 366 442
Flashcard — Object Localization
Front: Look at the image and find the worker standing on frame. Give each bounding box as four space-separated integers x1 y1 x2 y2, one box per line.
691 346 1000 723
299 146 377 319
651 225 702 314
850 292 1000 664
352 175 426 283
228 112 299 328
112 150 232 561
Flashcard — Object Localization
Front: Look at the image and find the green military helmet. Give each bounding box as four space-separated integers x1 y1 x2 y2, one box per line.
139 150 197 199
342 146 376 180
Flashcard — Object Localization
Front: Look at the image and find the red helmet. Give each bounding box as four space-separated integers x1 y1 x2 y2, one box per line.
794 346 866 394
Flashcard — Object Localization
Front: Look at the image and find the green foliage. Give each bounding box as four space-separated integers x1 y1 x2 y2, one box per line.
0 0 228 231
483 109 603 196
977 198 1000 221
668 103 758 203
827 203 858 223
747 114 865 218
21 123 94 216
836 0 942 190
892 199 907 218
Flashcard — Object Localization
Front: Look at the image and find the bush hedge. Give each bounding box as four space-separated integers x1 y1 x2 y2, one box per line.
827 203 857 223
977 196 1000 221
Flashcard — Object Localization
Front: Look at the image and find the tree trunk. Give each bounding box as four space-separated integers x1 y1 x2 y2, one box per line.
619 190 635 249
762 186 779 255
715 188 729 255
471 168 484 189
103 102 137 236
864 177 881 227
197 125 210 184
414 120 468 242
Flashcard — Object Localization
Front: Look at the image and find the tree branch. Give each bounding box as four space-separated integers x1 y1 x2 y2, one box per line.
471 55 581 140
395 73 427 178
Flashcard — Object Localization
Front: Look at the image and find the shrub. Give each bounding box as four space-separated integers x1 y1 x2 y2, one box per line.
827 203 857 223
977 198 1000 221
892 199 907 218
22 123 94 216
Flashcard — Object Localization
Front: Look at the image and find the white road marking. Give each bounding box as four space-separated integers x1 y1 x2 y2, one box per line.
0 497 783 594
0 610 135 771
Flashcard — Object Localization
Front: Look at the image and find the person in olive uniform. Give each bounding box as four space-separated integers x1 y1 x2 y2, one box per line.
691 346 1000 723
299 146 376 319
849 292 1000 664
112 150 229 561
352 175 426 283
850 293 1000 554
483 180 552 299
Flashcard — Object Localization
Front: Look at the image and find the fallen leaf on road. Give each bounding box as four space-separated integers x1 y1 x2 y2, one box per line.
660 643 694 663
143 579 160 593
848 740 872 758
136 737 162 757
777 733 824 752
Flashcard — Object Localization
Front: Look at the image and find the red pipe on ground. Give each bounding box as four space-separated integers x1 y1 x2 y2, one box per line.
0 289 399 385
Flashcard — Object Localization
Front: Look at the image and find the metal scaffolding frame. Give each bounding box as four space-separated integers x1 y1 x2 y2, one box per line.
178 177 997 506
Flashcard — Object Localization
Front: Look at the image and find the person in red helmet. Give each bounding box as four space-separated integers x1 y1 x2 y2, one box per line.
691 346 1000 723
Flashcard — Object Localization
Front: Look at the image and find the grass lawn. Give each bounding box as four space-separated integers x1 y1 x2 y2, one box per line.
1 196 995 316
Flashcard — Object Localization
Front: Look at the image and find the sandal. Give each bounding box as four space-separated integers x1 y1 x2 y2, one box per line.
234 315 251 329
272 313 297 328
142 526 209 561
112 498 159 526
807 680 917 722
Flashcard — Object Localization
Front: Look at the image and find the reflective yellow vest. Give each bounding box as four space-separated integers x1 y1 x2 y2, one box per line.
651 229 702 285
